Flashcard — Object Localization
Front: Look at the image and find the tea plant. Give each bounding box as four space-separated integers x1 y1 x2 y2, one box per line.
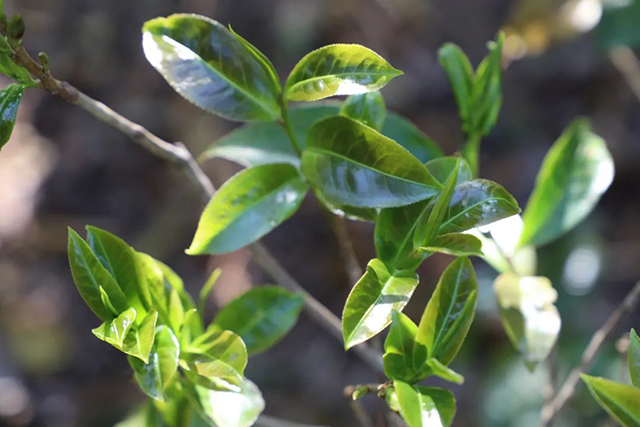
0 5 635 426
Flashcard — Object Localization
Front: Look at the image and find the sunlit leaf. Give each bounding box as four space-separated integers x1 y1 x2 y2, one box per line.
228 25 280 92
0 52 36 87
419 233 483 257
302 116 442 208
493 272 560 370
190 377 265 427
67 228 127 320
213 286 304 355
87 226 151 318
422 358 464 385
92 307 137 349
199 104 339 168
384 310 421 382
123 310 159 364
520 119 614 247
129 325 180 401
438 179 520 235
142 14 281 121
0 84 24 150
425 157 473 185
382 112 443 163
581 374 640 427
285 44 402 101
629 329 640 388
414 257 477 366
314 189 378 222
340 92 386 131
470 34 503 136
438 44 474 132
190 327 248 376
187 163 307 255
342 259 418 349
393 381 456 427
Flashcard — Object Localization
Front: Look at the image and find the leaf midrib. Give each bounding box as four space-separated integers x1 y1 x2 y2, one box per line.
430 262 464 357
439 195 516 233
287 70 400 94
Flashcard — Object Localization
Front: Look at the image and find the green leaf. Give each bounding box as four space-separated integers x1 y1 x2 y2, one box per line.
425 157 473 185
284 44 402 101
382 112 443 163
87 226 151 318
142 14 280 122
471 34 503 136
314 189 378 222
630 329 640 388
438 179 521 235
384 310 421 382
0 84 23 149
213 286 304 355
418 233 483 257
187 163 307 255
92 307 137 349
342 259 419 349
0 51 36 87
422 358 464 385
67 228 127 320
228 25 280 92
393 381 456 427
414 159 460 247
598 0 640 50
520 119 614 247
198 268 221 316
302 116 442 208
190 377 265 427
581 375 640 427
200 103 338 168
414 257 477 366
129 325 180 401
493 272 560 370
438 44 474 132
189 327 248 376
340 92 386 131
123 310 159 363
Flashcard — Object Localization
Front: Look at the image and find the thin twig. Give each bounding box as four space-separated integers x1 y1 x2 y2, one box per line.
331 215 363 285
609 46 640 103
539 280 640 427
9 39 384 373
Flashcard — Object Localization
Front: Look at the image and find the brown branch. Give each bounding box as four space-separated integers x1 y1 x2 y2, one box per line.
331 215 363 285
9 40 384 373
539 280 640 427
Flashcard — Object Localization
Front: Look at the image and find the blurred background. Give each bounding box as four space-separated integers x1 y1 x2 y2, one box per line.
0 0 639 426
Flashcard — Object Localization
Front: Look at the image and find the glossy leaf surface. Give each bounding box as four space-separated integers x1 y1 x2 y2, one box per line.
67 229 127 320
423 358 464 385
129 325 180 401
394 381 456 427
493 272 560 370
438 179 520 235
0 84 23 149
285 44 401 101
92 308 137 349
470 34 503 136
143 14 280 121
190 327 248 376
384 310 421 382
340 92 386 130
382 112 443 163
520 119 614 247
419 233 483 257
343 259 419 349
0 53 36 86
213 286 304 355
192 378 264 427
630 329 640 388
425 157 473 185
200 104 339 168
187 163 307 255
415 257 477 366
314 189 378 222
582 375 640 427
302 116 442 208
438 44 474 131
123 310 159 363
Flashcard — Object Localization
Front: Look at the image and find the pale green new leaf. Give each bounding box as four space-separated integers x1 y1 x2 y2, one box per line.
67 228 127 320
384 310 421 382
343 259 419 349
393 381 456 427
438 44 474 131
92 307 137 349
187 163 307 255
340 92 386 131
213 286 304 355
142 14 280 121
628 329 640 388
0 84 24 150
582 375 640 427
423 358 464 385
0 52 37 87
189 327 248 376
129 325 180 401
471 34 503 136
302 116 442 208
418 233 483 257
123 310 159 363
285 44 402 101
493 272 560 370
414 257 477 366
191 377 265 427
520 119 614 247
